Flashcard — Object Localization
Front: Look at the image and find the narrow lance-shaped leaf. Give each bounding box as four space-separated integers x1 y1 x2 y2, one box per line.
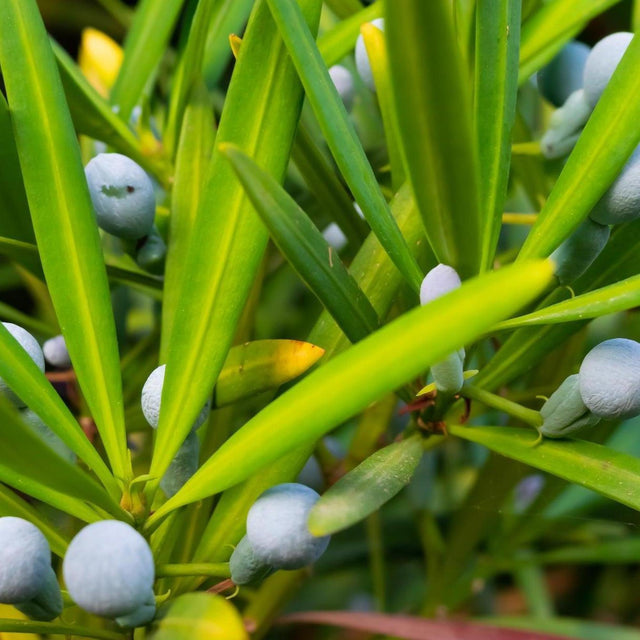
0 399 125 522
215 339 325 407
386 0 482 278
475 0 521 271
0 0 131 482
110 0 186 121
495 274 640 330
0 322 120 498
150 0 323 496
0 94 33 243
308 434 423 536
518 35 640 261
145 258 553 528
161 83 215 360
266 0 423 291
222 143 379 343
451 425 640 514
0 484 69 557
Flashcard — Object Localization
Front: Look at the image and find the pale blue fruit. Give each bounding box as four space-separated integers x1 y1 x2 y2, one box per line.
322 223 348 251
538 41 590 107
246 483 330 570
550 218 610 284
0 517 52 604
85 153 156 239
539 374 599 438
115 593 156 628
42 335 71 369
329 65 355 110
540 89 591 159
419 264 461 305
230 536 273 585
135 226 166 275
160 431 199 498
0 323 44 407
583 32 633 108
420 265 465 394
63 520 155 619
590 147 640 225
141 364 211 431
579 338 640 419
355 18 384 91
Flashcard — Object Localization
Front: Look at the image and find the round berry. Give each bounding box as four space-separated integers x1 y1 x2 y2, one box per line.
329 65 354 109
537 40 590 107
42 335 71 369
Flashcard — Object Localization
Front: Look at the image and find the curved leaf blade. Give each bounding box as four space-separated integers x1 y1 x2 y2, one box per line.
495 274 640 330
451 425 640 513
222 143 379 343
308 434 423 536
386 0 481 278
0 0 130 481
146 259 553 527
475 0 521 271
267 0 423 291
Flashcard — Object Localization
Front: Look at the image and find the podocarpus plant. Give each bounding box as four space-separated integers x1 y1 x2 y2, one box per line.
4 1 640 639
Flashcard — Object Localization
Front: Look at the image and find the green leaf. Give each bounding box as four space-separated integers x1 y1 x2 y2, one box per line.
150 593 248 640
150 0 323 494
146 258 553 527
308 434 423 536
324 0 364 19
386 0 481 278
52 39 170 188
0 398 124 522
292 122 369 248
0 0 131 482
451 425 640 513
523 538 640 566
110 0 186 121
318 1 382 67
202 0 255 89
161 83 215 360
215 339 325 407
0 94 34 243
519 35 640 261
495 274 640 330
0 484 69 557
0 322 119 497
267 0 423 291
474 0 521 271
518 0 622 83
0 620 123 640
222 143 380 343
489 617 640 640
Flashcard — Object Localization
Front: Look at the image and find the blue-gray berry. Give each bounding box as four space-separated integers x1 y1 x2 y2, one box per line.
537 41 590 107
579 338 640 419
15 566 63 622
355 18 384 92
160 431 199 498
246 483 330 570
230 535 273 585
583 32 633 108
42 335 71 369
141 365 211 431
85 153 156 240
63 520 155 620
590 147 640 225
0 517 52 604
0 323 44 407
419 264 461 306
540 89 591 159
135 226 167 275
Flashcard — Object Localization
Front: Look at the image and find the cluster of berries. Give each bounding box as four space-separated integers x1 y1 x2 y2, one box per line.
537 34 640 284
0 518 154 627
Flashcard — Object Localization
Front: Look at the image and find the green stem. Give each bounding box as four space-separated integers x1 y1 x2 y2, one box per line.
155 562 231 578
0 619 124 640
460 384 543 428
366 511 386 611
